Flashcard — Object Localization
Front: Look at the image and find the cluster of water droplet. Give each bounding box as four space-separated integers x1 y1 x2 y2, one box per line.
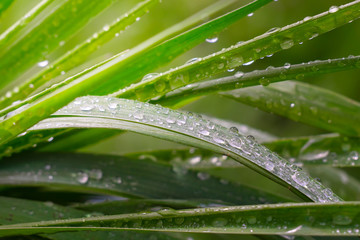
48 96 341 202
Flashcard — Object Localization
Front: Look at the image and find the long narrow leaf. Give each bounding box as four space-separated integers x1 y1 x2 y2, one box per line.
29 96 341 202
154 55 360 108
1 202 360 237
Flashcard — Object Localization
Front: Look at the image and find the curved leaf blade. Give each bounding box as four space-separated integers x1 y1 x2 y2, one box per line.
29 96 341 202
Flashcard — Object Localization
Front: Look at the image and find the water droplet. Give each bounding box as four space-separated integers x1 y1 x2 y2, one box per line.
197 172 210 180
103 24 110 31
136 17 141 21
37 60 49 67
230 126 239 134
284 63 291 69
259 78 270 86
80 103 94 111
113 177 122 184
243 60 254 66
206 37 218 43
142 73 159 81
212 218 228 227
280 39 294 50
329 6 339 13
290 103 295 108
76 172 89 184
189 156 201 165
333 215 352 225
349 151 359 160
133 111 144 120
247 12 254 17
234 71 244 78
198 129 210 136
291 172 310 187
47 137 54 142
154 81 166 92
186 58 201 64
213 136 226 145
45 164 51 170
267 27 280 34
89 169 103 180
265 161 275 171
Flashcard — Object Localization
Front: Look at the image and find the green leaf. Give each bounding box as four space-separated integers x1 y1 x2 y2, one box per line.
0 0 115 89
155 55 360 108
0 0 159 109
29 96 341 202
0 152 283 204
113 2 360 102
1 202 360 237
221 81 360 136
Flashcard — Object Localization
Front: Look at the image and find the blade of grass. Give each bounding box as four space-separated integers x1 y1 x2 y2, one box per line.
112 2 360 102
154 55 360 108
0 152 284 204
75 199 233 215
1 202 360 237
222 81 360 136
0 0 115 89
29 96 341 202
0 0 270 146
0 0 159 109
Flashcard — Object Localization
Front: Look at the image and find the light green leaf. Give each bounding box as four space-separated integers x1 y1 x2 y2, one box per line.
28 96 341 202
0 0 14 17
155 55 360 108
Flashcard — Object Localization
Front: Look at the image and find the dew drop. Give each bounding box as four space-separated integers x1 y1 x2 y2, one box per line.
291 172 310 187
197 172 210 180
76 172 89 184
206 37 218 43
333 215 352 225
136 17 141 21
189 156 201 165
247 12 254 17
280 39 294 50
230 126 239 134
284 63 291 69
234 71 244 78
142 73 159 81
212 218 228 227
103 24 110 31
259 78 270 86
89 169 103 180
349 151 359 160
37 60 49 67
186 57 201 64
243 60 254 66
329 6 339 13
198 129 210 136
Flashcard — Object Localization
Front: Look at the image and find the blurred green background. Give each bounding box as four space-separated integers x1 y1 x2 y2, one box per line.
2 0 359 154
